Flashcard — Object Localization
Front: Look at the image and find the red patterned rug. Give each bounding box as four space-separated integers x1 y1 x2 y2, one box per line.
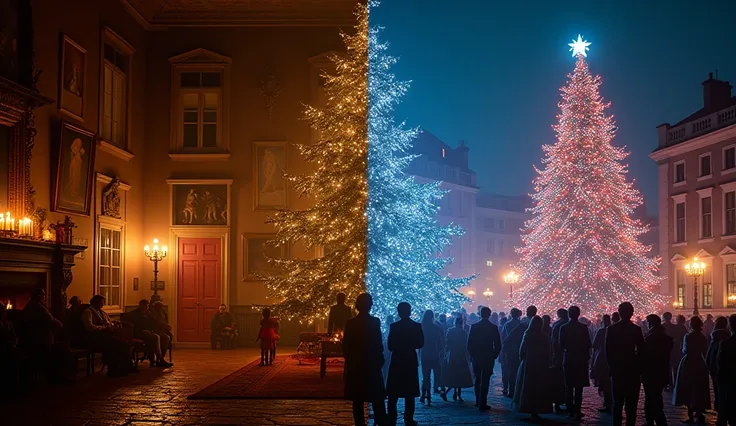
188 356 345 399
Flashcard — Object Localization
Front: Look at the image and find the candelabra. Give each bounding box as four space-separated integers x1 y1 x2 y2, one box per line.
144 238 168 303
684 257 705 317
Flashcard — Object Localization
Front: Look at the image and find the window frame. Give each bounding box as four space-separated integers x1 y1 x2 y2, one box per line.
727 263 736 308
722 182 736 237
487 239 495 254
676 269 687 309
169 49 231 159
673 160 686 186
698 152 712 180
95 215 125 313
674 201 686 244
723 144 736 174
179 86 222 150
697 188 713 240
98 27 134 160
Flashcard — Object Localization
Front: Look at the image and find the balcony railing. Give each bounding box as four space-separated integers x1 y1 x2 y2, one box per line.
663 104 736 147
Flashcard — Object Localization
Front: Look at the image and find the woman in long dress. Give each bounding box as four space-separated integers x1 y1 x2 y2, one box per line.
513 315 552 419
441 316 473 402
672 316 711 423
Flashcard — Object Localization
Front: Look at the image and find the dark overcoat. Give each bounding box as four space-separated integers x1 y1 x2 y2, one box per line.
342 313 385 401
673 331 711 410
420 322 443 369
443 326 473 389
386 317 424 397
590 327 609 386
717 335 736 404
513 330 552 414
467 319 502 369
641 326 674 388
559 319 591 387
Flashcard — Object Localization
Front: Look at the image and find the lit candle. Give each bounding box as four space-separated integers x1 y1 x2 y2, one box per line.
43 230 51 241
0 212 4 231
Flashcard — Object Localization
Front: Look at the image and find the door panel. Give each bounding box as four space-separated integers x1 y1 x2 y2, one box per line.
177 237 222 342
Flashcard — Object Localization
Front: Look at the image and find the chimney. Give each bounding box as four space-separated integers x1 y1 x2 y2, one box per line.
456 140 469 167
702 72 733 111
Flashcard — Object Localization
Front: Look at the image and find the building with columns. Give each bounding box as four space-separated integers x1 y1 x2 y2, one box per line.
650 73 736 316
407 130 531 311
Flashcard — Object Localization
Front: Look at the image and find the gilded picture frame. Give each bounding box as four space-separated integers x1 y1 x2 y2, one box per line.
241 233 288 281
52 121 96 216
58 34 86 121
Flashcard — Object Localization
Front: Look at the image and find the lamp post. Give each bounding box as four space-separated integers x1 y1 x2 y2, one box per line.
144 238 168 303
483 288 493 306
504 270 519 302
684 256 705 317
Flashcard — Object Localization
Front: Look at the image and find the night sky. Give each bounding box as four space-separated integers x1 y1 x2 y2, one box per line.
371 1 736 215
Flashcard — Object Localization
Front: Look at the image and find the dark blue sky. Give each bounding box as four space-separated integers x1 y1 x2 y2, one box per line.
371 1 736 215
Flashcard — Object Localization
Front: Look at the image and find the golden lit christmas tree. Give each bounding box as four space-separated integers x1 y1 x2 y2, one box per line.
262 3 368 323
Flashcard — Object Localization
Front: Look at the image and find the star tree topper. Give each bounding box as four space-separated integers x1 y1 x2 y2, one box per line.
569 34 591 57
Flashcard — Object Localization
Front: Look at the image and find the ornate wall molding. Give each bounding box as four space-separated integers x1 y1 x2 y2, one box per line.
257 73 282 120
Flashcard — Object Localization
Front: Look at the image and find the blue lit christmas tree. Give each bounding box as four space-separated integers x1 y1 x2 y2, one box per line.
366 1 472 320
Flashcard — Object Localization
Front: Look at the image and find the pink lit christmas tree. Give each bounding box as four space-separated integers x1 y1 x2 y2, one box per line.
512 36 666 316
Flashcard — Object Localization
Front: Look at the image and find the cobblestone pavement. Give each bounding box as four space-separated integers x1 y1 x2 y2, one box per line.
3 348 717 426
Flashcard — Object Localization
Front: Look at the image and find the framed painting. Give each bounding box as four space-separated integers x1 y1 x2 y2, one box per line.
242 233 288 281
171 183 229 226
53 121 96 216
0 0 20 83
58 34 86 121
253 141 287 210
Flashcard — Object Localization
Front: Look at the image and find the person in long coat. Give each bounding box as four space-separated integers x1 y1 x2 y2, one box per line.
641 314 674 426
716 314 736 426
672 316 711 423
551 308 569 412
501 308 525 398
386 302 424 426
441 316 473 402
591 314 612 412
707 316 729 415
419 310 443 406
512 315 552 419
559 305 591 420
662 312 687 390
343 293 387 426
467 306 502 410
499 316 510 396
541 315 552 339
605 302 644 426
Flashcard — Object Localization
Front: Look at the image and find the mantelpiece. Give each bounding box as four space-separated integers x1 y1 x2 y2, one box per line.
0 237 85 319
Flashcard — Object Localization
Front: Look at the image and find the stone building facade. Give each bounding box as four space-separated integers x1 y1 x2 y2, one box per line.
650 73 736 316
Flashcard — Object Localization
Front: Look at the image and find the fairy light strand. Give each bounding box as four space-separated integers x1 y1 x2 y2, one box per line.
512 47 666 316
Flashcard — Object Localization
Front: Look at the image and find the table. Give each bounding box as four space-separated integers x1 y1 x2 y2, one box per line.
320 340 343 378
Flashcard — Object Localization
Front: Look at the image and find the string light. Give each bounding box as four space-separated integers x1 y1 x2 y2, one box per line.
366 0 472 320
262 1 471 323
261 3 370 323
512 49 666 316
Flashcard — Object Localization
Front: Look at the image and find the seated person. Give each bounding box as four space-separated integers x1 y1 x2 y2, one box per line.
211 304 238 349
0 304 20 396
149 301 173 355
81 295 136 377
126 300 172 368
21 289 75 383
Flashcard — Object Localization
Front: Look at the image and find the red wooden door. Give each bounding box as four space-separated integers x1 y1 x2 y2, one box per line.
177 238 222 343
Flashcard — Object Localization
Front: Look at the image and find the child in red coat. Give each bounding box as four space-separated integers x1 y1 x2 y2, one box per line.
257 308 279 366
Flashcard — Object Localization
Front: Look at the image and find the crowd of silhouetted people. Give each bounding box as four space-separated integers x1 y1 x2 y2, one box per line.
339 292 736 426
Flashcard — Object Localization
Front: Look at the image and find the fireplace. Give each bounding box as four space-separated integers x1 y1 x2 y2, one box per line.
0 237 85 319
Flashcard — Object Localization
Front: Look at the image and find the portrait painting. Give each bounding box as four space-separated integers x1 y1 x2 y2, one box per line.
0 0 19 82
242 234 288 281
253 141 287 210
53 121 96 216
172 184 228 226
58 34 86 121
